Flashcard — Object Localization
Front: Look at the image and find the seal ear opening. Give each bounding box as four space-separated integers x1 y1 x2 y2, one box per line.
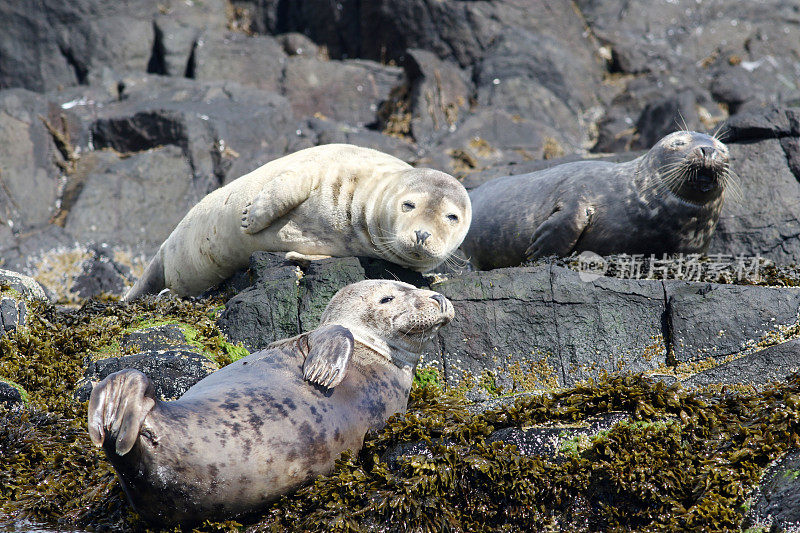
301 324 354 390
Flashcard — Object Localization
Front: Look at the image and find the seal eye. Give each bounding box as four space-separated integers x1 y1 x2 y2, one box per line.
379 296 394 304
446 214 459 223
401 202 415 212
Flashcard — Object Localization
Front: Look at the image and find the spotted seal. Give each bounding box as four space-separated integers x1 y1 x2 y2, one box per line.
124 144 471 299
88 280 454 526
461 131 735 270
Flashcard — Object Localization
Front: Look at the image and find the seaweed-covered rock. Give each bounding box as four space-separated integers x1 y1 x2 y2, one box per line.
683 339 800 390
666 282 800 363
0 380 23 407
120 324 195 352
77 349 215 402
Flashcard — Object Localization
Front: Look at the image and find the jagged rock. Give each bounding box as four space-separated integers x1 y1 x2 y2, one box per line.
0 380 23 407
683 339 800 390
152 0 228 77
282 57 402 126
666 282 800 363
77 349 216 402
70 244 134 300
306 117 419 162
63 146 197 253
744 448 800 532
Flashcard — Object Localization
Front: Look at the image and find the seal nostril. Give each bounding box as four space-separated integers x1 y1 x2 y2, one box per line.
430 293 446 311
699 146 713 158
415 230 431 245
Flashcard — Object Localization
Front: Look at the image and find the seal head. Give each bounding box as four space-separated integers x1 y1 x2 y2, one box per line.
368 168 472 273
642 131 733 206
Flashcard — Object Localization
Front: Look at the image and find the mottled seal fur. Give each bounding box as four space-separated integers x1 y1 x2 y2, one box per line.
88 280 454 526
461 131 735 270
124 144 471 299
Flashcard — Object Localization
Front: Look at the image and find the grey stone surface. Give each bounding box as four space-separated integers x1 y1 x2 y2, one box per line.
683 339 800 390
666 282 800 363
431 265 668 389
193 33 286 93
282 57 402 126
0 297 26 335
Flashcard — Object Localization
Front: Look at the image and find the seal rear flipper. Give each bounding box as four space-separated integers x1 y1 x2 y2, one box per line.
525 203 590 261
88 369 156 456
123 251 165 301
301 324 354 389
241 171 311 234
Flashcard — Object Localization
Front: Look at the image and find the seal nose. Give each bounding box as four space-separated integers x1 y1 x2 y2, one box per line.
415 230 431 245
430 293 447 311
699 146 714 159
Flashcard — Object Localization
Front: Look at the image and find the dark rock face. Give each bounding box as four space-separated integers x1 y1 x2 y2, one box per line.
0 380 23 407
745 448 800 533
0 297 26 336
76 349 215 402
666 282 800 363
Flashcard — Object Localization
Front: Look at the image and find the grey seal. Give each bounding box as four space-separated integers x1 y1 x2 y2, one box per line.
88 280 454 526
461 131 735 270
124 144 471 300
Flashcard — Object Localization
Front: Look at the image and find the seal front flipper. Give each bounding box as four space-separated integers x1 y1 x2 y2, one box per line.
88 369 156 455
123 250 165 301
301 324 354 389
525 202 591 261
241 172 312 234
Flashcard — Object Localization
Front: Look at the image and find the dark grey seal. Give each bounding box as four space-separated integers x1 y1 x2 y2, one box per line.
461 131 736 270
87 280 454 527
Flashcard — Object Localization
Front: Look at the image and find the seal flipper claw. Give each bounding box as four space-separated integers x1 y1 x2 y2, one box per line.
240 171 311 234
88 369 156 456
525 203 589 261
301 324 354 390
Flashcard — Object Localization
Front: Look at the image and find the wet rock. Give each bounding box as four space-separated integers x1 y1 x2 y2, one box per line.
282 57 402 126
744 448 800 533
77 349 216 402
486 412 632 462
120 324 195 352
683 340 800 390
0 297 26 335
0 380 23 408
70 244 133 300
665 282 800 363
